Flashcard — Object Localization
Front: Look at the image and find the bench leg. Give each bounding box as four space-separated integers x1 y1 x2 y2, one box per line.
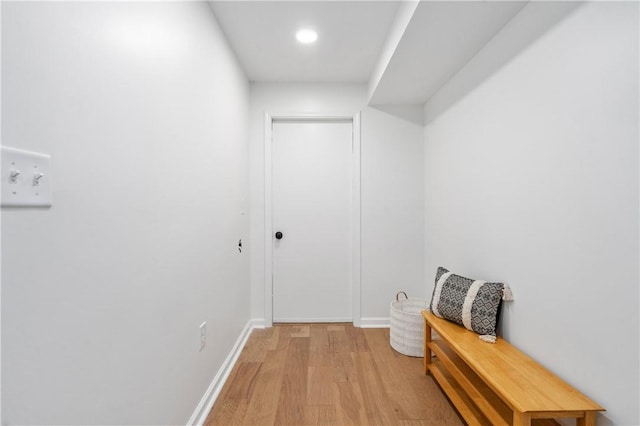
513 411 531 426
424 318 431 375
577 412 596 426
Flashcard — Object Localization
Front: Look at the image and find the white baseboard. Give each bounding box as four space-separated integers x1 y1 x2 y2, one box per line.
263 316 390 328
187 319 260 426
360 317 390 328
249 318 267 329
273 317 352 323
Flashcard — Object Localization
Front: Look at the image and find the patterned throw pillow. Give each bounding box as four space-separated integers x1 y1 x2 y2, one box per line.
429 267 512 343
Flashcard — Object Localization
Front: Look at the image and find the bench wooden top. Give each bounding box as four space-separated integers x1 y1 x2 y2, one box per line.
422 311 604 415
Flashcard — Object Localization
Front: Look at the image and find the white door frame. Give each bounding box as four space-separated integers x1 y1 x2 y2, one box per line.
264 112 361 328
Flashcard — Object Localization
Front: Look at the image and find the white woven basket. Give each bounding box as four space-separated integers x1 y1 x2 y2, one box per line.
390 291 428 357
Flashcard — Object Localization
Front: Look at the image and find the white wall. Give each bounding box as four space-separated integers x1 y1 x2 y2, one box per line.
2 2 249 424
249 83 424 325
423 3 638 425
0 0 3 421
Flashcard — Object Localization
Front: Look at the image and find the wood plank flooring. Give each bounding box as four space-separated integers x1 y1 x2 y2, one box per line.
204 324 463 426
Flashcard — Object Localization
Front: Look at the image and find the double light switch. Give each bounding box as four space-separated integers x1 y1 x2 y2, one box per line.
2 146 52 207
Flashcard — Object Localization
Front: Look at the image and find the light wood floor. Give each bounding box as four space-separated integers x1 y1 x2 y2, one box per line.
204 324 464 426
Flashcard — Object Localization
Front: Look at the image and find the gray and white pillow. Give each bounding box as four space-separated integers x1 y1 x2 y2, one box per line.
429 267 512 343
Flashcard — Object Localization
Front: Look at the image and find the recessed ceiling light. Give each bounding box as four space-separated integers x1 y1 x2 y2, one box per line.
296 29 318 44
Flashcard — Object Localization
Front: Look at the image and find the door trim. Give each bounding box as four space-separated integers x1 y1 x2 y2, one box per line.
264 112 361 327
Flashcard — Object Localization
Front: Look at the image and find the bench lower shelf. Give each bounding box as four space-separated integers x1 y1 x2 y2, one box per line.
427 340 558 426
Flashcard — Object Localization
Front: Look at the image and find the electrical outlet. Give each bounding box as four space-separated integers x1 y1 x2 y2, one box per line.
199 322 206 351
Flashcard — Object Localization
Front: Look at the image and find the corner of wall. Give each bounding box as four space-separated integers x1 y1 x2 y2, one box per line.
367 0 419 103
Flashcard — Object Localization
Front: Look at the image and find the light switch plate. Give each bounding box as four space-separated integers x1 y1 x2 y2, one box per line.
2 146 52 207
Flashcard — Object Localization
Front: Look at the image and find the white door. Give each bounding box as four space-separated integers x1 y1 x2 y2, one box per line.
272 120 352 322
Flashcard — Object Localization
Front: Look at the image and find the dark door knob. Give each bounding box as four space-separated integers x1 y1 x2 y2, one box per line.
275 231 283 240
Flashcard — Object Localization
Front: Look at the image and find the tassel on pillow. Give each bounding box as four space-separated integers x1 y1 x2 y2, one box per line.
502 283 514 301
479 335 497 343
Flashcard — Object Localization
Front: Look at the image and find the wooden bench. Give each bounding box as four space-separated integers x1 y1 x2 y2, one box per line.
421 310 604 426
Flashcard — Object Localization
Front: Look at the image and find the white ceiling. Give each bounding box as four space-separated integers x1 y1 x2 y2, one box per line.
209 1 400 83
369 1 527 105
209 1 528 104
